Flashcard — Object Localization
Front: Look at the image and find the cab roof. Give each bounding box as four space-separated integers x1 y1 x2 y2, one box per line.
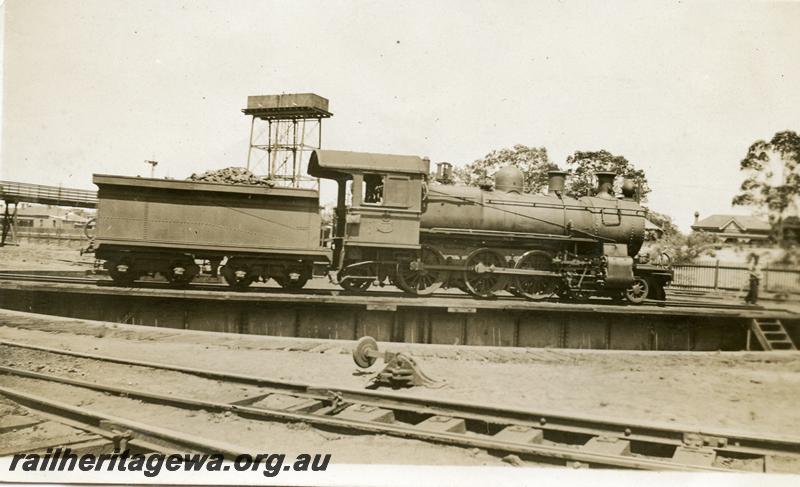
308 150 429 180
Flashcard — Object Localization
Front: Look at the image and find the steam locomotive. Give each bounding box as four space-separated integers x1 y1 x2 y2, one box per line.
92 149 671 303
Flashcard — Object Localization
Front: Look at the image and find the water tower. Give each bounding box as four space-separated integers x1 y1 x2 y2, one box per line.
242 93 332 188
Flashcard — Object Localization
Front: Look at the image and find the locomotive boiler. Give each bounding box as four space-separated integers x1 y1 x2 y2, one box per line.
415 167 653 301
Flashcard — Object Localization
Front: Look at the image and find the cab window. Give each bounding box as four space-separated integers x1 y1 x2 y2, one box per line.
384 175 411 207
363 174 385 205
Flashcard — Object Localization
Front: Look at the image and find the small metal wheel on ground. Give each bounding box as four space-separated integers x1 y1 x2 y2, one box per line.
338 264 373 292
513 250 557 301
353 336 379 368
396 245 449 296
463 248 509 298
624 277 649 304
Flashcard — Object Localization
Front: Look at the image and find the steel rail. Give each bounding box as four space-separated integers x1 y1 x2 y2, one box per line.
0 365 739 471
0 272 770 312
0 384 248 458
0 273 98 284
2 339 798 471
7 404 196 457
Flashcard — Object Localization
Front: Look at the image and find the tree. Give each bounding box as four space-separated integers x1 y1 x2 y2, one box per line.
643 210 717 264
564 150 651 200
672 231 719 264
455 144 558 193
732 130 800 245
646 210 681 238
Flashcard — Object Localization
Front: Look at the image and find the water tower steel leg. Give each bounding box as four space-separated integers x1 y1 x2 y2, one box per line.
292 119 298 186
10 203 17 243
1 201 9 246
246 116 255 171
267 120 273 179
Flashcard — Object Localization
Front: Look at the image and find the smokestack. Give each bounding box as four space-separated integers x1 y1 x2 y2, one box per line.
435 162 454 184
595 171 616 199
547 170 567 195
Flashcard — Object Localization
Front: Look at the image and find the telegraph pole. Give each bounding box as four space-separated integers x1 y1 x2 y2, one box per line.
145 160 158 178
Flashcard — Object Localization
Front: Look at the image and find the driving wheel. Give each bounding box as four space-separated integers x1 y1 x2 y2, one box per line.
513 250 557 301
463 248 509 298
396 245 449 296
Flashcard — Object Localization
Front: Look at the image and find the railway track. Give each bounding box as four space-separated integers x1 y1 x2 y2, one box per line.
0 272 98 285
0 271 770 312
1 339 798 472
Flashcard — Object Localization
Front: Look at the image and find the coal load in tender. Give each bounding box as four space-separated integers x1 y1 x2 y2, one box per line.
187 167 275 187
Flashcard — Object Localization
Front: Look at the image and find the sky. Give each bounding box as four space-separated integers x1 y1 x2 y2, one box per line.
1 0 799 231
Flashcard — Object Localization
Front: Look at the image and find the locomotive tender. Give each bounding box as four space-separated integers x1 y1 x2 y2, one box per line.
93 149 671 303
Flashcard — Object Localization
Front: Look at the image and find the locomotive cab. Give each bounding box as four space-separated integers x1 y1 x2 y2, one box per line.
309 150 430 290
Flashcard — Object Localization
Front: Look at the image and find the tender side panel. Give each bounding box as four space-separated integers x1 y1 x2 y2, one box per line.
95 179 324 255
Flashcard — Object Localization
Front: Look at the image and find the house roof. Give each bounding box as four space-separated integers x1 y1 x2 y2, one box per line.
691 214 771 232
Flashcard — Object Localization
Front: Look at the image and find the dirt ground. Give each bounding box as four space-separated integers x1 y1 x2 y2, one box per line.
1 309 799 442
0 244 93 272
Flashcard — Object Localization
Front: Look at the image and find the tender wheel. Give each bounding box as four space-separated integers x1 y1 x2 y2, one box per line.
276 274 310 290
463 248 509 298
338 264 373 292
513 250 557 301
625 277 649 304
106 260 137 286
396 245 449 296
352 336 379 368
164 260 199 287
221 261 255 290
276 265 311 290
